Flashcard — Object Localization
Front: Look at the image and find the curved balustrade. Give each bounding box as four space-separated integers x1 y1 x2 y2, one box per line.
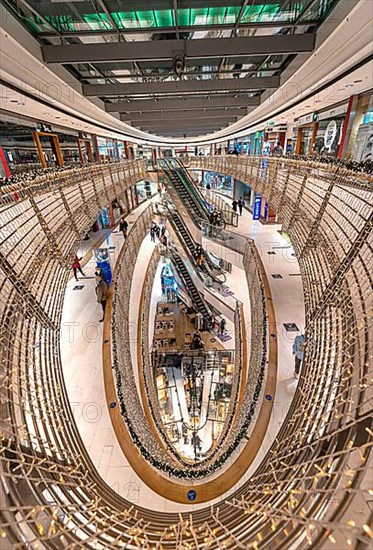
111 219 258 482
0 157 372 548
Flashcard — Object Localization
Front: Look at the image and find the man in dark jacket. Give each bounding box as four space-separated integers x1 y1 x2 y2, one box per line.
119 218 128 239
95 275 109 322
238 197 243 215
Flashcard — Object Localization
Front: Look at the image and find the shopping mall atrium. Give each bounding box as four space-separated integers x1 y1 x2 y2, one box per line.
0 0 372 548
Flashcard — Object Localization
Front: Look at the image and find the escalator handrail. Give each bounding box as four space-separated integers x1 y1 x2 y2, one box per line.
162 159 208 222
163 203 227 283
176 158 236 224
168 246 211 318
174 158 207 204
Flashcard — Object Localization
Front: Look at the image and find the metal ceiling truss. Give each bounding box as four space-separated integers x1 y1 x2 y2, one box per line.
41 34 315 64
33 20 315 40
120 108 245 121
84 76 279 97
137 117 237 128
106 95 259 112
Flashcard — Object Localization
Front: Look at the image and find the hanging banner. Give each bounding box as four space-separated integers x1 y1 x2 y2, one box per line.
253 195 262 220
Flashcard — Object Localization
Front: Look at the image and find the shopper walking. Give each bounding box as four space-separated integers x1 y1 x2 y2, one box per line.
72 255 85 281
220 318 226 335
232 199 238 213
95 274 109 322
293 333 305 378
150 222 157 242
119 218 128 240
238 197 243 215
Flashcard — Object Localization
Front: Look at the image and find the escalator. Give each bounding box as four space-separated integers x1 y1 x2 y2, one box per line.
160 159 210 226
172 158 210 216
167 206 227 284
169 248 211 321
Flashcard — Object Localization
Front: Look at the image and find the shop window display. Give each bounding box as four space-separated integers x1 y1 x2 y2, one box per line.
135 180 157 203
313 118 344 157
203 171 233 197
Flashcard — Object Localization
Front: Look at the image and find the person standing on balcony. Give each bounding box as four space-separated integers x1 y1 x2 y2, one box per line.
95 274 109 323
273 141 284 157
232 199 238 213
72 255 85 282
293 333 305 378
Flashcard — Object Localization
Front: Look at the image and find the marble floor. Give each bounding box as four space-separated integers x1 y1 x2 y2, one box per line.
60 190 305 512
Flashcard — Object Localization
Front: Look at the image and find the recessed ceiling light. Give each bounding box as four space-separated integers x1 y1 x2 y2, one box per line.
345 84 354 88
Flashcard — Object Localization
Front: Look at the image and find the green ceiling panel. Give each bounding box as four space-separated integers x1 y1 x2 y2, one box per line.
11 0 340 36
25 17 52 34
137 11 157 28
153 9 175 27
225 6 242 24
82 14 113 32
112 12 139 29
241 3 305 23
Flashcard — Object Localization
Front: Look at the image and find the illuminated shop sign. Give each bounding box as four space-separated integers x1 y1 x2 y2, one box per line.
253 195 262 220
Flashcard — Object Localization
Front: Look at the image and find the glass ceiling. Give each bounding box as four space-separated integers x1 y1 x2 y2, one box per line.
2 0 340 136
5 0 339 36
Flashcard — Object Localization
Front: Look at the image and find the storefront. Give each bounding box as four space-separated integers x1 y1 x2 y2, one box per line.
135 180 157 204
97 137 119 161
160 264 179 302
248 131 264 156
203 171 233 198
0 115 88 171
294 113 319 156
233 179 253 207
263 125 287 154
313 103 348 157
346 91 373 161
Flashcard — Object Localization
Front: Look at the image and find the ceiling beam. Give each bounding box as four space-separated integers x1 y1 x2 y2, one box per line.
106 95 260 112
38 20 312 39
137 117 237 128
42 34 316 64
153 131 222 137
121 109 243 122
84 77 279 97
148 130 225 137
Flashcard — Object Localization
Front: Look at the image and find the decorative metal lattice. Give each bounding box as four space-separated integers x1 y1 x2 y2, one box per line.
0 157 372 548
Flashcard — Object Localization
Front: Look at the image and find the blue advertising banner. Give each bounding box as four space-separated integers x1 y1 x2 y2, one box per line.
253 195 262 220
264 201 269 221
94 248 112 286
